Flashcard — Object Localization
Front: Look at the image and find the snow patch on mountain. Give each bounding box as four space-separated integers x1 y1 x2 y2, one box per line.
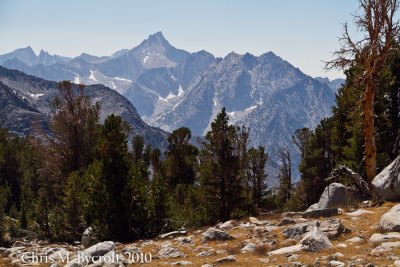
89 70 97 81
73 75 80 84
114 77 133 82
178 85 184 97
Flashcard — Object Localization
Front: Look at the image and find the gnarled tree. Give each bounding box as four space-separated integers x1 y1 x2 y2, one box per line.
326 0 399 186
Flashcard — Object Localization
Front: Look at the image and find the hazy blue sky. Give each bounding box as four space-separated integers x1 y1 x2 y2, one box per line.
0 0 360 79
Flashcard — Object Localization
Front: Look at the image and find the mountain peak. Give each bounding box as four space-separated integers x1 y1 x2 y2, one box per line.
38 49 50 56
17 46 36 56
145 31 169 45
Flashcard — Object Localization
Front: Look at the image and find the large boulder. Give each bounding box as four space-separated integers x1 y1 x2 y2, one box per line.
82 241 115 258
300 224 333 252
64 241 115 267
283 218 346 240
380 204 400 232
372 155 400 201
307 183 362 210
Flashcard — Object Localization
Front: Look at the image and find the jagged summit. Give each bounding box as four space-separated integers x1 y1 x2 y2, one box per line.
146 31 168 44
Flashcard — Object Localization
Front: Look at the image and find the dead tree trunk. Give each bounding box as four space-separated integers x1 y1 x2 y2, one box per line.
325 165 371 198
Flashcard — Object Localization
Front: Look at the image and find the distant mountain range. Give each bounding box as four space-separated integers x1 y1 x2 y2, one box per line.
0 32 345 180
0 66 168 149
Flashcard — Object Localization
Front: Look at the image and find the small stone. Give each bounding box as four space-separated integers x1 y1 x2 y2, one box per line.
329 260 345 267
249 217 267 225
369 232 400 244
213 255 236 264
218 220 237 231
196 249 215 257
268 244 305 255
159 229 188 239
345 209 374 217
346 236 363 243
157 243 186 259
170 261 192 265
288 254 300 261
201 227 234 243
240 242 256 253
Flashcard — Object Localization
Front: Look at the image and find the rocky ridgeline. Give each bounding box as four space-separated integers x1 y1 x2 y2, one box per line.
1 155 400 267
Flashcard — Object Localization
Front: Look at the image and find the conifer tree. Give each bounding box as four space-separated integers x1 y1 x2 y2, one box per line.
199 108 242 222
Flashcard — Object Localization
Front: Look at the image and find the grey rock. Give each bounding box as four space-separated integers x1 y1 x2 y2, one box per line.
283 222 309 239
251 226 269 238
83 241 115 259
174 236 194 246
196 249 215 257
369 232 400 244
345 209 374 217
308 183 362 211
268 244 305 255
201 227 234 243
82 227 95 248
122 244 142 255
329 260 345 267
299 224 333 252
329 252 344 261
380 204 400 232
249 217 267 225
370 245 393 256
283 218 346 239
288 254 300 261
218 220 237 231
303 208 339 218
370 241 400 256
372 155 400 201
240 242 256 253
159 229 188 239
212 255 236 265
319 218 347 238
157 244 186 259
170 261 192 265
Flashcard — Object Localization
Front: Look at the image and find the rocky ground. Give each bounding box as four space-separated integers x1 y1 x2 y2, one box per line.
1 202 400 267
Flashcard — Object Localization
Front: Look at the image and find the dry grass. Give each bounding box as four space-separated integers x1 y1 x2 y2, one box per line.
2 202 399 266
128 202 400 266
254 243 273 256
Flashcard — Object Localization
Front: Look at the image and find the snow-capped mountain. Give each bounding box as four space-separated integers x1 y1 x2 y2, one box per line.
149 52 336 178
0 32 339 180
0 66 168 149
